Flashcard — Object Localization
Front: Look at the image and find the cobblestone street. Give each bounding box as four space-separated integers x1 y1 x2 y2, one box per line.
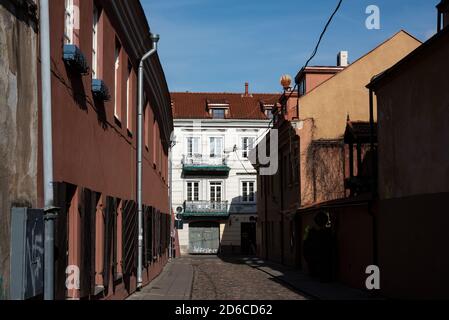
190 257 306 300
129 256 307 300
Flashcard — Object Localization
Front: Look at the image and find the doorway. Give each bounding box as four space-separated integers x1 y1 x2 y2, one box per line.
241 222 256 255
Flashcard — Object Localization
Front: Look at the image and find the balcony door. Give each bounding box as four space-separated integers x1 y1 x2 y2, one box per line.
209 137 223 159
187 137 200 157
209 182 222 203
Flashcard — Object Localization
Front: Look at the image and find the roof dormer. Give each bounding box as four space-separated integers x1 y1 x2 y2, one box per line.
206 99 230 119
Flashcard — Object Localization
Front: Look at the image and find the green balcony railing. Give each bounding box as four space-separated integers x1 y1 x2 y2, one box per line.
182 154 230 176
183 201 229 218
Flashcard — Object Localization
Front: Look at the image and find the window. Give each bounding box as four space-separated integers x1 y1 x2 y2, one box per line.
265 110 274 120
299 78 306 96
144 104 149 147
242 137 255 158
126 62 132 132
64 0 74 44
187 137 200 157
212 109 225 119
153 120 157 165
114 41 121 119
210 182 222 203
209 137 223 158
187 182 199 202
242 181 255 202
92 5 99 78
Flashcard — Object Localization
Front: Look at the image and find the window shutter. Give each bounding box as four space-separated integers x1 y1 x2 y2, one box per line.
103 196 116 291
53 182 69 300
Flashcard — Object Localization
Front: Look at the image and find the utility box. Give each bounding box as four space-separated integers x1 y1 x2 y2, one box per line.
10 208 44 300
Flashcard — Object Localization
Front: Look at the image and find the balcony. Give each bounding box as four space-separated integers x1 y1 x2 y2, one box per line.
182 154 230 176
183 201 229 219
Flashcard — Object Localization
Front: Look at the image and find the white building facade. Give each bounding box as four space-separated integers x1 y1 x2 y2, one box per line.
170 91 278 255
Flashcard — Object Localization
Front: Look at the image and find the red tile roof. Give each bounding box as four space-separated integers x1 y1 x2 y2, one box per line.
170 92 280 120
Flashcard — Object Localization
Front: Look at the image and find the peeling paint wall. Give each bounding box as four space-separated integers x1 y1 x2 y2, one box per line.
0 3 38 299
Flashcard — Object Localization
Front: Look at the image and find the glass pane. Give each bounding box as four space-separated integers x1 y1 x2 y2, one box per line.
249 182 255 202
188 139 192 156
212 109 225 119
187 183 192 201
194 183 199 201
249 138 255 149
216 186 221 202
193 138 199 154
209 138 215 157
216 138 222 156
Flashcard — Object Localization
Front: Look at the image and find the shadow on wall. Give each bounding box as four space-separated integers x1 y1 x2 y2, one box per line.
219 195 258 256
49 58 108 130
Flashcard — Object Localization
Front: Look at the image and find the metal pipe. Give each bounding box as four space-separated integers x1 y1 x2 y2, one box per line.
39 0 58 301
137 34 159 289
368 88 378 266
168 139 174 259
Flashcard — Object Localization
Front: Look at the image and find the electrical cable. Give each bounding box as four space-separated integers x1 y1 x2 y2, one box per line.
285 0 344 102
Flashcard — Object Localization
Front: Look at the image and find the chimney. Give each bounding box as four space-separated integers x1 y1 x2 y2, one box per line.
337 51 349 67
244 82 249 96
437 0 449 32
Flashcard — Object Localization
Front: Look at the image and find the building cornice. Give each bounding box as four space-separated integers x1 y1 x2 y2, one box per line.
174 119 271 128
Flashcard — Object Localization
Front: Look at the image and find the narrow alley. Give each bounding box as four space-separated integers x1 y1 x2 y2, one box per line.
128 256 306 300
128 256 375 301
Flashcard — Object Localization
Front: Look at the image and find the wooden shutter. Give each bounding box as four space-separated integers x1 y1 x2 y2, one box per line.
122 200 137 275
53 182 68 300
143 205 148 267
103 196 116 290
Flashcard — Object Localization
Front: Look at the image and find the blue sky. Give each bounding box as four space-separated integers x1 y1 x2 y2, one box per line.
141 0 438 93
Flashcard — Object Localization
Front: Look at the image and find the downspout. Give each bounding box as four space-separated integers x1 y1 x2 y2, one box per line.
137 34 160 289
40 0 58 301
264 176 269 260
280 154 285 265
369 88 378 266
168 139 175 259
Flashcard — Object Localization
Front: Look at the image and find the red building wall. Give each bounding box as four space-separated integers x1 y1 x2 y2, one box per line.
37 0 171 300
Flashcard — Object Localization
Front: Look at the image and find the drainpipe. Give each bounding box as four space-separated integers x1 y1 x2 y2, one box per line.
137 34 160 289
40 0 58 301
369 88 378 266
168 138 175 259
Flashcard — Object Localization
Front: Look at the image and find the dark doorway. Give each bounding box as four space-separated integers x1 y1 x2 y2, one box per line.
241 222 256 255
